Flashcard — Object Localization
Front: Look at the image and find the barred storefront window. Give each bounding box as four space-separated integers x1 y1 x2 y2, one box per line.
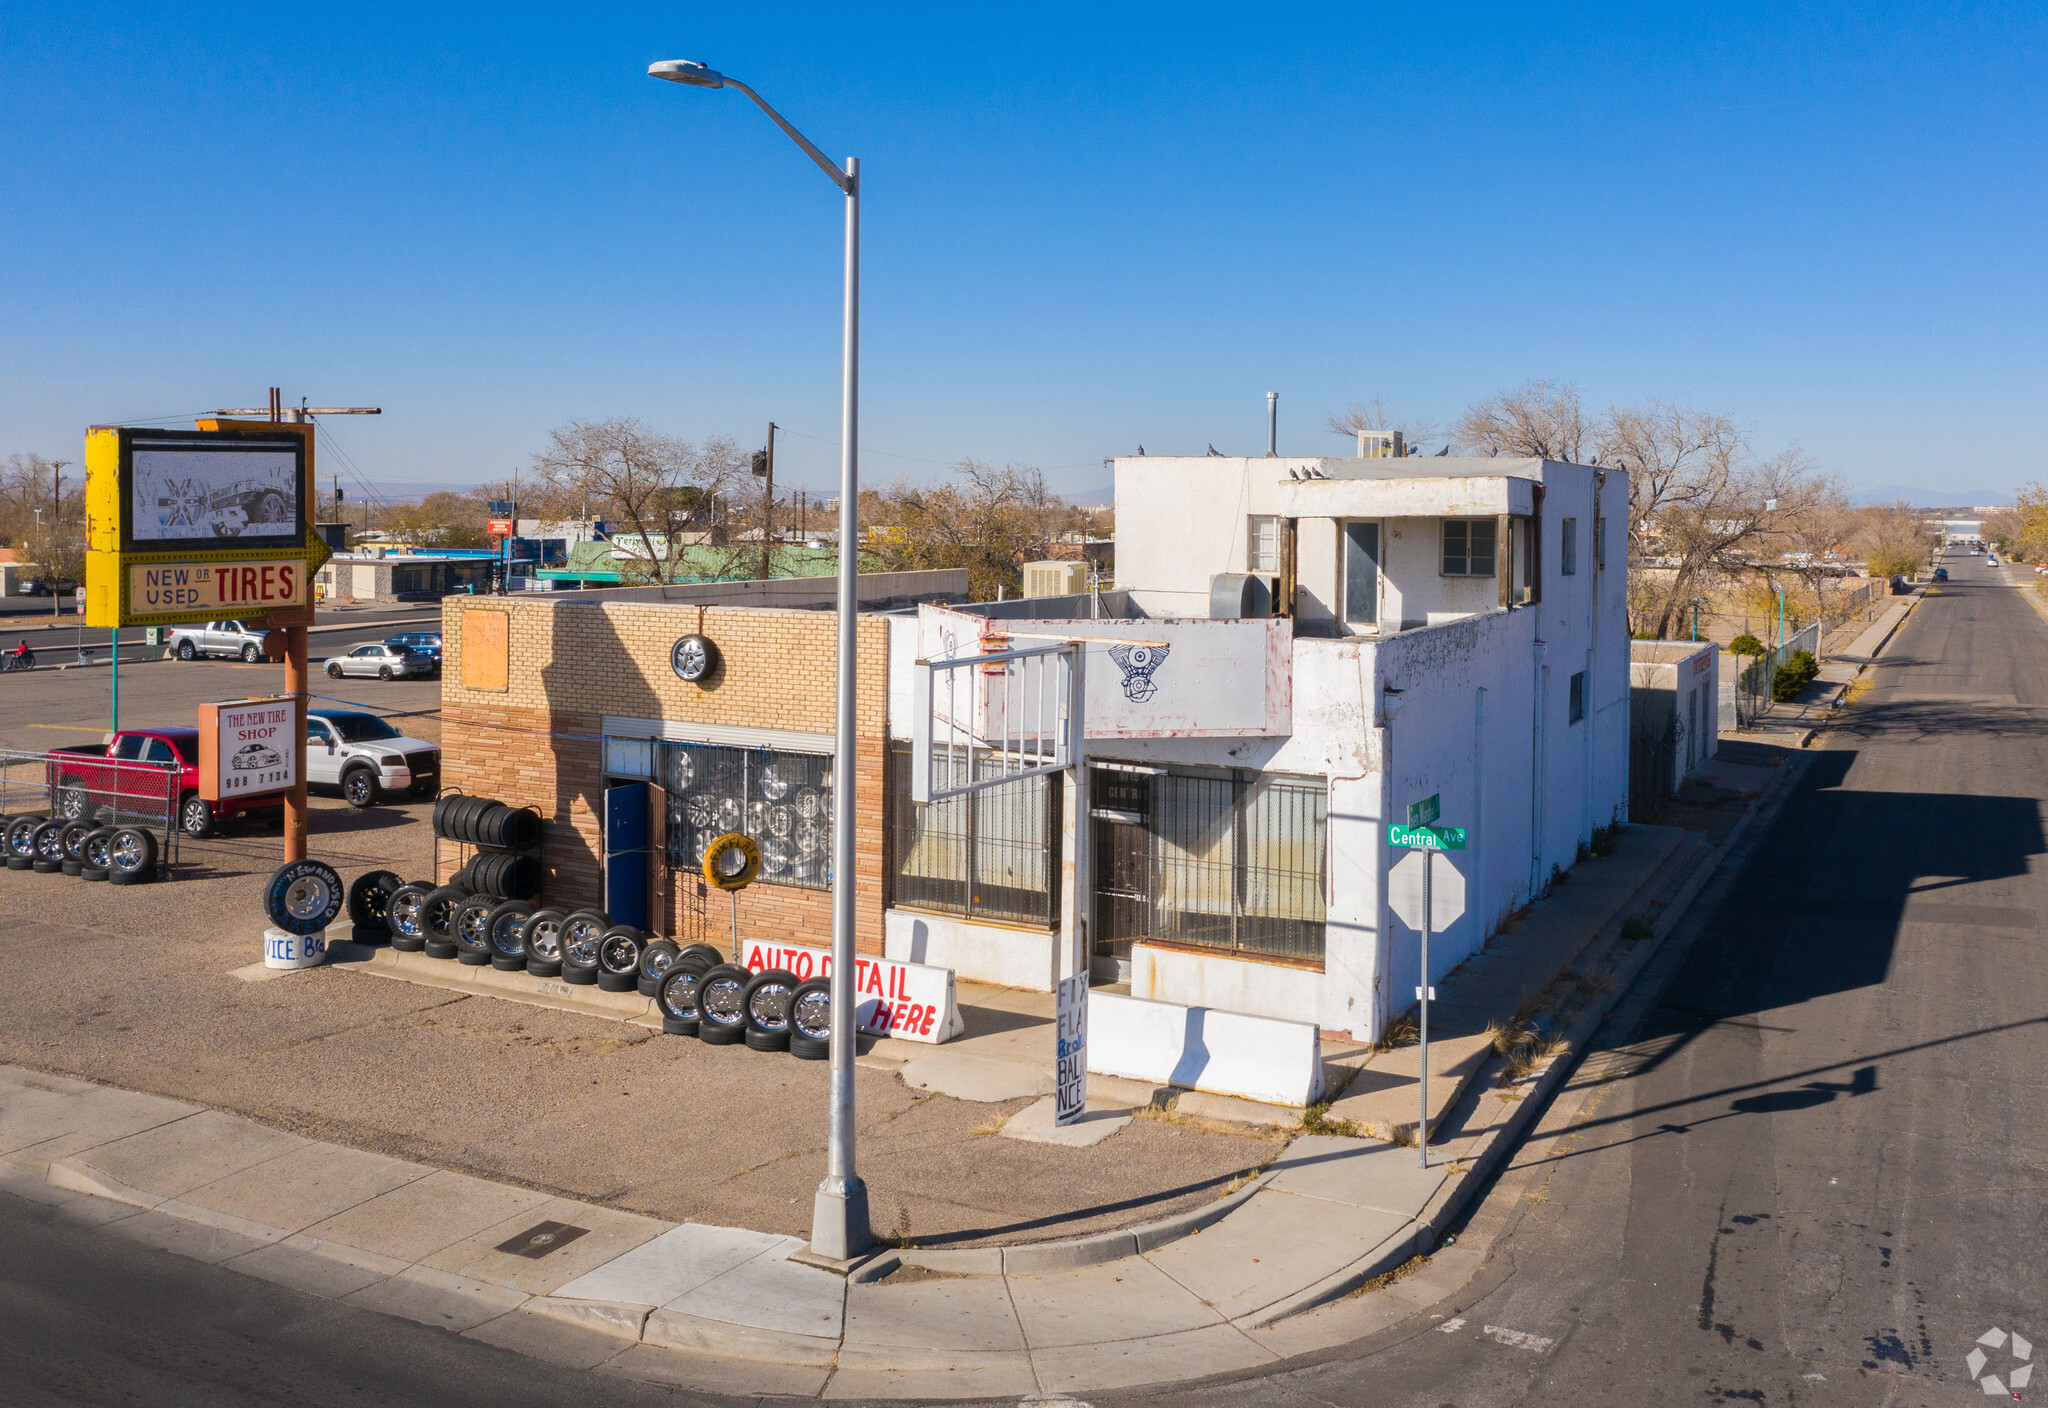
660 742 832 890
1095 765 1326 964
887 745 1059 928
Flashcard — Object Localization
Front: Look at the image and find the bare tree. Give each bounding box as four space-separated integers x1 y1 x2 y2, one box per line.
527 419 747 584
866 461 1073 600
1852 499 1940 579
0 453 84 586
1325 398 1439 453
1452 381 1587 461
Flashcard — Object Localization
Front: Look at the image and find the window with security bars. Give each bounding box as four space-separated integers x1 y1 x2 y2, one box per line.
658 742 832 890
887 745 1060 928
1441 518 1497 577
1096 766 1328 964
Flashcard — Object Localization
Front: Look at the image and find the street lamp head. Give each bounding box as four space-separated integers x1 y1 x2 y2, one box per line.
648 59 725 89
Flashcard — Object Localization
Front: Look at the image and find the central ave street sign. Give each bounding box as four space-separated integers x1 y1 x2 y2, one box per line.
1388 822 1467 851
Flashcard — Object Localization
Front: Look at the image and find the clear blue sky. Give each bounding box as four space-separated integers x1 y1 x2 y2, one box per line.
3 3 2043 502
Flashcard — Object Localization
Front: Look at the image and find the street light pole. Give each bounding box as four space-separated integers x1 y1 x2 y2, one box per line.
650 58 870 1263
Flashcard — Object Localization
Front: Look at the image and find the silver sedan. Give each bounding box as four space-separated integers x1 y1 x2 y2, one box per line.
323 642 436 681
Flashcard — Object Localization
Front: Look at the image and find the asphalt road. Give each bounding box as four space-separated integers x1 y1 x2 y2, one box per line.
1141 548 2048 1406
0 600 447 669
0 1191 719 1407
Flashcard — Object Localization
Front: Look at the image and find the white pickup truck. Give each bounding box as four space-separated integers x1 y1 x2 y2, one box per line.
306 709 440 807
166 620 269 662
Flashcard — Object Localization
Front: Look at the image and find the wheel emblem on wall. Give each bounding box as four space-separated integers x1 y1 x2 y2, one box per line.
670 633 719 683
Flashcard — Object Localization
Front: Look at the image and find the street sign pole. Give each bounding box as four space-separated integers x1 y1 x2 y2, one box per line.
1419 845 1430 1168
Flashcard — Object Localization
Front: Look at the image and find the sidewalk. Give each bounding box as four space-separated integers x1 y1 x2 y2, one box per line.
0 809 1727 1399
1728 591 1918 751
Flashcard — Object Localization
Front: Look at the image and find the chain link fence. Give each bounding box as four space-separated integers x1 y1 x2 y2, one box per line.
0 747 180 878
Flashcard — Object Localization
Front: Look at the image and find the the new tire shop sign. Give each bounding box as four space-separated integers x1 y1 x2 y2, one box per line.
83 426 331 628
198 698 296 800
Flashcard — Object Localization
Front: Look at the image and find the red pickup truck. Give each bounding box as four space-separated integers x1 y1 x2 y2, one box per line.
47 727 284 838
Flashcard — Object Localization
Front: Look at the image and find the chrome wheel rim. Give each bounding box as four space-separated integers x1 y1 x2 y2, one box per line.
662 973 702 1019
703 977 746 1024
84 836 111 868
456 907 490 948
390 893 424 937
643 949 674 979
747 982 793 1031
110 833 145 869
599 936 639 973
792 990 831 1039
529 921 561 960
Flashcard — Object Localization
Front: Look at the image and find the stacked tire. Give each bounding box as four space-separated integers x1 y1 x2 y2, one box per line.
433 794 542 900
2 813 157 884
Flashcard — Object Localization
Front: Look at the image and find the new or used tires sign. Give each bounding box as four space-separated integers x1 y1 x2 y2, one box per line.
83 424 331 628
738 939 964 1044
199 697 295 801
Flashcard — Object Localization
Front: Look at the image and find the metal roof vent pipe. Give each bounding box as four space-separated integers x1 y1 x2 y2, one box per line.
1266 392 1278 457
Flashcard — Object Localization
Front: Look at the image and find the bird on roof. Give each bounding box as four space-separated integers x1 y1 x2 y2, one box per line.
1207 443 1222 456
1288 468 1300 480
1436 445 1450 457
1136 445 1146 456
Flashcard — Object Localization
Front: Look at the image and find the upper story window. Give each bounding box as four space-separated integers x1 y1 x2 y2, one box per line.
1561 518 1578 575
1247 515 1282 573
1441 518 1498 577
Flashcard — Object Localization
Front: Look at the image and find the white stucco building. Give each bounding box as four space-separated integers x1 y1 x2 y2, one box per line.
879 454 1630 1044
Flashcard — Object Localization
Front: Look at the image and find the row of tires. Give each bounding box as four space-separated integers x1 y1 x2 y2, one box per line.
346 871 830 1057
2 814 158 883
432 794 542 850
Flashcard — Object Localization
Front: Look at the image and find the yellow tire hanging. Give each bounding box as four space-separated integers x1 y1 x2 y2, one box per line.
702 831 761 891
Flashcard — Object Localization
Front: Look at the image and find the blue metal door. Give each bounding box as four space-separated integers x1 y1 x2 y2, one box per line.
605 782 650 929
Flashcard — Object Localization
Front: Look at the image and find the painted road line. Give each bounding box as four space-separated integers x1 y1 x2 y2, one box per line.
1483 1324 1556 1353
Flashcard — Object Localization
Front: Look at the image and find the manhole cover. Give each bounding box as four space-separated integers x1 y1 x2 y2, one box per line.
494 1220 590 1259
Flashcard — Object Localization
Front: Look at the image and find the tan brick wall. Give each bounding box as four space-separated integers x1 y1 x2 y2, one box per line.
439 601 890 955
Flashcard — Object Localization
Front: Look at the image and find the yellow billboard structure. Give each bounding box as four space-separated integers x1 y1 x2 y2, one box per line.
84 421 332 629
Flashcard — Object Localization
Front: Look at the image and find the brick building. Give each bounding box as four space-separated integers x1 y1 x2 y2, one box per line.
436 571 966 956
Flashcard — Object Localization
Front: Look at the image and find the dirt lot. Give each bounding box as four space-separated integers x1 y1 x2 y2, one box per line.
0 789 1277 1247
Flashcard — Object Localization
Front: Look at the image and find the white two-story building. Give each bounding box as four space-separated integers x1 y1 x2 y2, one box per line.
881 453 1629 1044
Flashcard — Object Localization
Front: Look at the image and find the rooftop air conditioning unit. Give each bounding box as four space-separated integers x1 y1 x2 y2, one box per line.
1210 573 1278 618
1023 560 1090 599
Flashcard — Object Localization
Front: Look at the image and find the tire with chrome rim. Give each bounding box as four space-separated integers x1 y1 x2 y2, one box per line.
30 820 65 873
385 882 433 951
741 968 799 1052
485 900 534 970
559 910 608 986
596 927 646 992
787 976 832 1061
79 827 116 881
264 860 345 936
521 908 567 977
452 895 496 965
637 938 681 997
179 793 214 838
342 768 379 809
106 827 156 885
7 815 45 870
657 953 715 1036
696 963 752 1045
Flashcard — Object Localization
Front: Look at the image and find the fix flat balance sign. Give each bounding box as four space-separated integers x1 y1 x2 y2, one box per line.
132 560 307 615
739 939 965 1045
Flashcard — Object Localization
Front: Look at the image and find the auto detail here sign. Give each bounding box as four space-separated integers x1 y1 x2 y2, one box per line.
129 560 309 619
739 939 965 1044
198 697 295 802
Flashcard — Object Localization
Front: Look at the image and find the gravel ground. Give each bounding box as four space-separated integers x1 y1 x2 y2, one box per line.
0 793 1279 1246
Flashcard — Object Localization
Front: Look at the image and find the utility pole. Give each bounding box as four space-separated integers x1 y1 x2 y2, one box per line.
751 423 777 581
49 461 70 618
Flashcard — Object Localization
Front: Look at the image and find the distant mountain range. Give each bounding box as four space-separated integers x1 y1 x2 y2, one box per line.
1849 484 2018 509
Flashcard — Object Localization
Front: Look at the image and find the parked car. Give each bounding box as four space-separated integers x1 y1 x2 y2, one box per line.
323 641 436 680
306 709 441 807
45 727 282 838
1932 568 1949 581
383 632 443 671
167 620 271 662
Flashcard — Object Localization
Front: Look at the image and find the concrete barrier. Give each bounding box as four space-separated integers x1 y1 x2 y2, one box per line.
1087 992 1323 1107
